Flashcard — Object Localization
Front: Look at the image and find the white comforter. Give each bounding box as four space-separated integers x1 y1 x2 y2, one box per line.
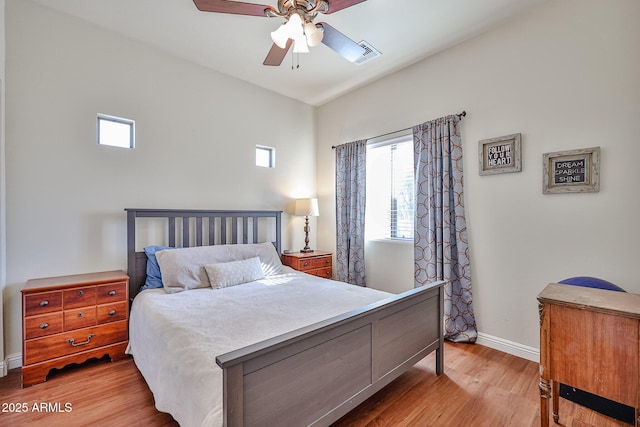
126 270 391 427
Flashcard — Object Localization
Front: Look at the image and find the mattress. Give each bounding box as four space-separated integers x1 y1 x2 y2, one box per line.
126 269 391 427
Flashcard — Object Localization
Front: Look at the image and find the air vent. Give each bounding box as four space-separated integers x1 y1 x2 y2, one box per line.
354 40 381 65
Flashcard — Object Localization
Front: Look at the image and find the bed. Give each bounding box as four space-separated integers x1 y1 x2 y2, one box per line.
125 208 444 427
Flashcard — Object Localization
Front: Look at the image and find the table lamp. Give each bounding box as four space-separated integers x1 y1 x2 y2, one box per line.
294 198 319 252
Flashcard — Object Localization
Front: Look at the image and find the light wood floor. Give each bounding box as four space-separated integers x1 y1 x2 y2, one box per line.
0 342 628 426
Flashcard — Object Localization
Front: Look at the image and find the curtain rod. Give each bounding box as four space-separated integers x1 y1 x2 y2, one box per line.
332 110 466 149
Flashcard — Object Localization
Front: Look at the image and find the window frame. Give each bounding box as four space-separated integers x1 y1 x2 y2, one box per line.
366 133 415 242
256 145 276 168
97 113 135 149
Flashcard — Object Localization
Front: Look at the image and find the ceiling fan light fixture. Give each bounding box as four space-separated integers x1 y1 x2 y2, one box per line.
271 24 291 49
304 22 323 47
293 35 310 53
287 13 304 36
271 13 305 49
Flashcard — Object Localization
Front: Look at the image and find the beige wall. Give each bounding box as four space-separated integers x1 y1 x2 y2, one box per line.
316 0 640 353
2 0 316 363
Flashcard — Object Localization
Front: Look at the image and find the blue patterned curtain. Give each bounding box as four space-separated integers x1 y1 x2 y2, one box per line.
413 116 477 342
335 140 367 286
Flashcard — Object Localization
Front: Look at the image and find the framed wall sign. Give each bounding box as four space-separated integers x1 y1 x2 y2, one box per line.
478 133 522 175
543 147 600 194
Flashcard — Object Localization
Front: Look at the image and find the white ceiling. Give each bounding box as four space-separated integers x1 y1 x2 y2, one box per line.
30 0 543 106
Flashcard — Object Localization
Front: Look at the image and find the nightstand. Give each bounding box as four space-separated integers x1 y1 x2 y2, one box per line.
21 270 129 387
281 251 333 279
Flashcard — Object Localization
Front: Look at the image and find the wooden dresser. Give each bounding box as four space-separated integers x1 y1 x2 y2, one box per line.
21 270 129 387
537 283 640 427
281 251 332 279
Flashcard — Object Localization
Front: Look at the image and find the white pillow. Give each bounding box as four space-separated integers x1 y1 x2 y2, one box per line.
156 242 283 293
204 257 265 289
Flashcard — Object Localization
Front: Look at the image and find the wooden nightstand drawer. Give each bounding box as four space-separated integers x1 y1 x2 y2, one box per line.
309 268 332 279
24 291 62 316
25 312 63 340
97 282 127 304
310 256 332 269
64 307 97 330
97 301 128 324
24 320 128 365
297 259 313 271
63 286 96 309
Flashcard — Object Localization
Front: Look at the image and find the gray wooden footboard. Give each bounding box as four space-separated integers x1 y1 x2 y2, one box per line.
216 280 444 427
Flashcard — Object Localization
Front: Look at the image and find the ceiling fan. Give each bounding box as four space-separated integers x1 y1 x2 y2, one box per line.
192 0 367 66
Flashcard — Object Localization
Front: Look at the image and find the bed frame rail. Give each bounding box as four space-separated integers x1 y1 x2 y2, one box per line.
217 280 444 427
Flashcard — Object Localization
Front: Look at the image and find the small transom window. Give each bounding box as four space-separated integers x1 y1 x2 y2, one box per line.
256 145 275 168
97 114 135 149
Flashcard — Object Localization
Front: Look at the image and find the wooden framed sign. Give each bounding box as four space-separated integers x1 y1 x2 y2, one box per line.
543 147 600 194
478 133 522 175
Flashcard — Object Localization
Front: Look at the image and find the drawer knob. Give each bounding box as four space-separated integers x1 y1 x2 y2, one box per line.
108 290 116 296
39 300 49 307
303 261 309 266
109 310 116 316
40 323 49 329
67 334 95 347
77 290 84 297
77 312 83 318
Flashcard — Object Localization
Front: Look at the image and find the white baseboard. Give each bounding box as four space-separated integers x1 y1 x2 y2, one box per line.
476 332 539 363
4 353 22 374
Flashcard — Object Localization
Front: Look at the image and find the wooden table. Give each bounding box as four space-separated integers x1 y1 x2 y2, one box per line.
537 283 640 426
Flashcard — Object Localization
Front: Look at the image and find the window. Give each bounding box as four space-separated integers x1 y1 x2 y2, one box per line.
97 114 134 149
256 145 275 168
366 134 414 240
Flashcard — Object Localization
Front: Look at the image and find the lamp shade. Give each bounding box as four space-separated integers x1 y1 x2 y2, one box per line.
304 22 323 47
294 198 319 217
292 35 309 53
271 23 291 49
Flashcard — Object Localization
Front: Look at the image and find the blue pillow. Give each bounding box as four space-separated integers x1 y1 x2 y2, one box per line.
558 276 625 292
141 246 174 291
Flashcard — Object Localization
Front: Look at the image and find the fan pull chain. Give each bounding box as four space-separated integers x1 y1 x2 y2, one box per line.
291 49 300 70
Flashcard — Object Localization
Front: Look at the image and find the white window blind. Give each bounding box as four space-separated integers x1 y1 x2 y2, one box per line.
366 134 414 240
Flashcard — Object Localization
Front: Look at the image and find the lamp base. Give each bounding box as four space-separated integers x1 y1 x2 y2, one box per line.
300 248 314 253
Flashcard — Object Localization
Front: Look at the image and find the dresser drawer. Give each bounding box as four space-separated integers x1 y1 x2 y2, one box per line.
63 286 96 309
64 307 97 330
97 301 128 324
309 268 332 279
298 257 327 269
97 282 128 304
24 320 129 365
24 291 63 316
297 256 331 271
24 312 64 340
310 256 332 269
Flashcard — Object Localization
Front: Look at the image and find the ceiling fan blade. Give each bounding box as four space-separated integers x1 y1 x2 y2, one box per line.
318 22 366 63
192 0 272 17
325 0 367 14
263 39 293 66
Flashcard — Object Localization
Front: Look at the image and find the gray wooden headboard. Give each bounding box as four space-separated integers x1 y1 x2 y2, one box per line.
125 208 282 301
